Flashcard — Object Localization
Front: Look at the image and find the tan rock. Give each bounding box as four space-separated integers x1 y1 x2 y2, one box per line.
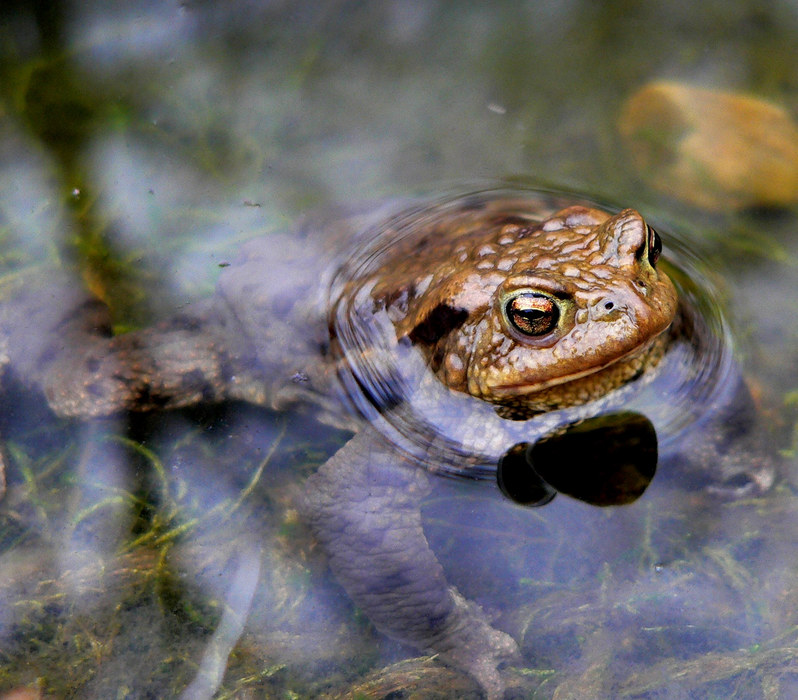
619 81 798 210
0 688 42 700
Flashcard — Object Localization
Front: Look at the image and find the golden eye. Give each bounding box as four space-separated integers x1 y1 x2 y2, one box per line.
505 292 559 336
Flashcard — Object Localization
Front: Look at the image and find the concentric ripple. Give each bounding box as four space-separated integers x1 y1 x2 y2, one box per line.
329 185 738 483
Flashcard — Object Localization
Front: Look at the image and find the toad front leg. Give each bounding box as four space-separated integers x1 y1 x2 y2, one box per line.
301 427 519 700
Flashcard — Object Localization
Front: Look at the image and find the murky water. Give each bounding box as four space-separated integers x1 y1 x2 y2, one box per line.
1 2 797 698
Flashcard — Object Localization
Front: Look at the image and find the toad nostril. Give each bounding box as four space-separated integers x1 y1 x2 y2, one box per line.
591 298 617 320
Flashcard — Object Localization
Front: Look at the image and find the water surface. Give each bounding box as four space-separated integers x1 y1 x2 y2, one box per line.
1 2 797 698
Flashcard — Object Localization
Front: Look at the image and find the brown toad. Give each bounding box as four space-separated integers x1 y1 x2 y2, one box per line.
0 188 774 698
357 203 676 413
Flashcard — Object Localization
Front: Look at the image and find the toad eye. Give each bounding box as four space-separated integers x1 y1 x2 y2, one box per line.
505 292 560 336
646 224 662 266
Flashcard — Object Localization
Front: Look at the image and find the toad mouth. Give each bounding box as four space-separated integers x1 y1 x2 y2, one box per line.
487 337 660 397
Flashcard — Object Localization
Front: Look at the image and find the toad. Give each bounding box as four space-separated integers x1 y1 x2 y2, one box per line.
0 188 776 698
